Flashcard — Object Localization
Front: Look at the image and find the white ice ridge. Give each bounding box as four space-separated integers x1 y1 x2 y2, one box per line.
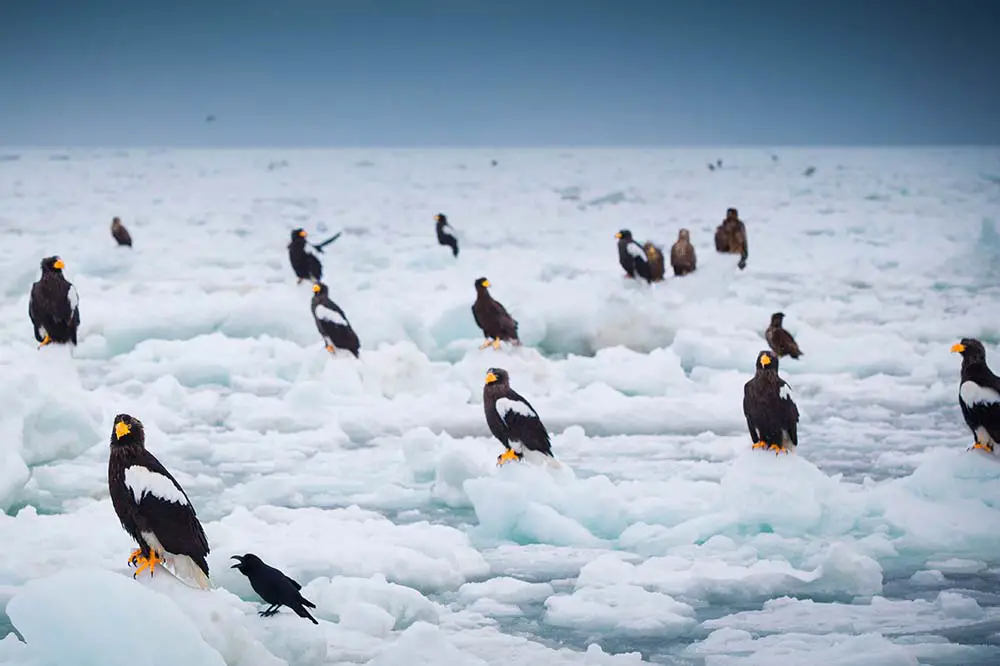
124 465 189 505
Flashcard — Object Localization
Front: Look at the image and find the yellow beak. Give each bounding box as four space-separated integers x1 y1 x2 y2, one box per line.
53 259 65 270
615 233 622 239
760 355 772 366
482 280 491 288
114 421 131 439
299 230 307 237
312 283 321 293
485 372 497 384
951 343 965 353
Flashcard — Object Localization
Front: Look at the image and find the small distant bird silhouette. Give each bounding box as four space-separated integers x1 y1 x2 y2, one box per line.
231 554 318 624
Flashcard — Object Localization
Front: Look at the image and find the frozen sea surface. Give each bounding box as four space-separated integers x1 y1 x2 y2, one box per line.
1 147 999 666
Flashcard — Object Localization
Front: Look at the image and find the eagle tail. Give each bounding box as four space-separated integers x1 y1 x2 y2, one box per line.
172 554 211 589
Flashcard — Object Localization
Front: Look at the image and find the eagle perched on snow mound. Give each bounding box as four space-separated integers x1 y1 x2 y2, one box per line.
951 338 1000 454
108 414 211 588
743 350 800 455
483 367 556 466
29 256 80 348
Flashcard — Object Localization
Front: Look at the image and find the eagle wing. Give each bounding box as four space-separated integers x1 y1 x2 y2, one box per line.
495 390 551 455
126 451 210 560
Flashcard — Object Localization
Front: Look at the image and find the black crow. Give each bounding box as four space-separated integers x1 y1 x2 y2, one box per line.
231 554 318 624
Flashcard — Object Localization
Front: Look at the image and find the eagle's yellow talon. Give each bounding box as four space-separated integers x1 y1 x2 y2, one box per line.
971 442 994 453
491 338 501 350
497 449 519 466
325 344 335 354
751 441 767 450
37 335 52 349
128 548 142 566
767 444 783 454
479 339 492 349
132 550 162 578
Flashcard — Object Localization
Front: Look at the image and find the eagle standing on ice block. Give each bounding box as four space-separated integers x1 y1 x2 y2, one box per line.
311 282 361 357
951 338 1000 454
615 229 653 283
29 256 80 348
108 414 211 589
472 277 520 350
483 367 556 466
743 351 800 455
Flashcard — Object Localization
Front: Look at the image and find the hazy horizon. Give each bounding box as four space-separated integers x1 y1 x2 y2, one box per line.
2 0 998 147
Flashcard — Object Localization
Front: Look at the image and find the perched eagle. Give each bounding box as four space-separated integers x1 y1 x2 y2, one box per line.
288 229 323 283
435 213 459 258
766 312 803 359
743 350 800 454
483 367 555 466
111 217 132 247
951 338 1000 454
472 277 519 350
311 282 360 357
108 414 211 589
29 256 80 348
615 229 653 283
670 228 697 276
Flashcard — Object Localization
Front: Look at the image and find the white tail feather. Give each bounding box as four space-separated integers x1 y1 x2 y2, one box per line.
170 554 211 589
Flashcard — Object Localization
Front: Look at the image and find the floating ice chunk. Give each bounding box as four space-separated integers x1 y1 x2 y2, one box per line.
544 583 697 637
338 601 397 637
367 622 488 666
0 448 29 513
6 568 229 666
304 574 443 630
457 577 555 605
690 628 918 666
908 569 946 586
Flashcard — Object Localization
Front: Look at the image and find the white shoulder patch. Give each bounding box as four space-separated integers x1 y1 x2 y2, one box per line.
960 381 1000 406
626 242 646 260
779 384 793 401
124 465 189 505
68 285 79 311
495 397 537 423
315 304 348 326
442 224 455 236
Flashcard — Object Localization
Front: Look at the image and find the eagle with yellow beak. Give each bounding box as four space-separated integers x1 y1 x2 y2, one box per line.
108 413 211 588
743 350 800 454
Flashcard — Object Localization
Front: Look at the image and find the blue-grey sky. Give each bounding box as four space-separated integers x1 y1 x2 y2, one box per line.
1 0 997 146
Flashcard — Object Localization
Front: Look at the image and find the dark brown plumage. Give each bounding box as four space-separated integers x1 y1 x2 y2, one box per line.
951 338 1000 454
435 213 459 257
615 229 653 282
714 208 748 270
29 256 80 348
483 367 554 465
288 229 322 283
108 413 211 588
766 312 802 359
670 228 697 276
643 242 666 282
743 351 800 455
472 277 519 350
311 282 360 357
111 217 132 247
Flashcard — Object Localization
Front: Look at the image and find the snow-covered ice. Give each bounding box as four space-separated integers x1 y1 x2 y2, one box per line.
1 147 999 665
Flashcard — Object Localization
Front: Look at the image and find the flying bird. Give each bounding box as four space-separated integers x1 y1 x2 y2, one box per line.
951 338 1000 454
615 229 653 283
311 282 360 357
29 256 80 348
108 414 211 589
765 312 803 359
231 554 318 624
472 278 520 350
483 367 555 466
111 217 132 247
743 351 800 455
435 213 459 257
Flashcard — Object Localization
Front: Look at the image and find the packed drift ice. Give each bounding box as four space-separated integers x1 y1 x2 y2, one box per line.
0 147 999 666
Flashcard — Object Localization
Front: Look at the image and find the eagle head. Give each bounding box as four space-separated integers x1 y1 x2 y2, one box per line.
291 228 307 241
41 256 65 273
312 282 327 296
755 350 778 373
111 413 145 448
951 338 986 362
615 229 632 241
484 367 509 386
475 277 491 291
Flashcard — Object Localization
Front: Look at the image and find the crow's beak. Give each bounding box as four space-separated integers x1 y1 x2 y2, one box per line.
230 556 243 569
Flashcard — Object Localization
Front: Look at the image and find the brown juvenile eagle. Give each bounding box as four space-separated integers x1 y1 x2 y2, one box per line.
472 277 520 350
951 338 1000 454
766 312 803 359
743 350 800 455
483 367 555 465
108 413 211 589
670 228 697 276
29 256 80 348
111 217 132 247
